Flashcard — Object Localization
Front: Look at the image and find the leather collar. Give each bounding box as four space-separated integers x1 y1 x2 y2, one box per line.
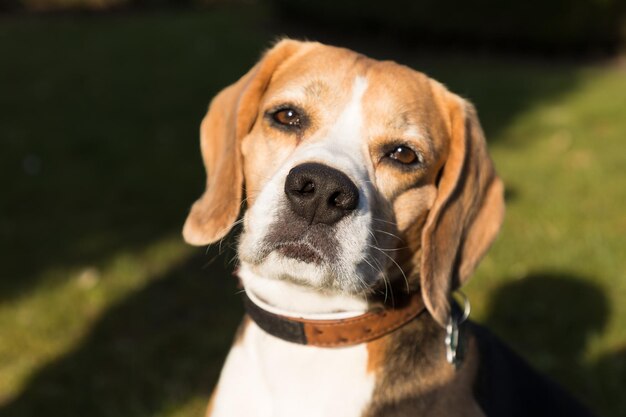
242 291 426 347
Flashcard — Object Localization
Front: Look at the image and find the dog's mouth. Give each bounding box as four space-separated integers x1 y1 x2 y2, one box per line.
259 220 339 265
237 196 409 295
275 241 325 264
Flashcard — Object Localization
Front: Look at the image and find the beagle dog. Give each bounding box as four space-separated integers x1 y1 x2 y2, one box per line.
183 40 595 417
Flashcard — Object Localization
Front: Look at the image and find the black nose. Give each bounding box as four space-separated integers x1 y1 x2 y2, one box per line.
284 163 359 225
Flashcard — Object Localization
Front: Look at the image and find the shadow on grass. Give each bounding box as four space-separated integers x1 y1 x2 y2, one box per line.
0 248 242 417
483 272 624 417
0 9 268 302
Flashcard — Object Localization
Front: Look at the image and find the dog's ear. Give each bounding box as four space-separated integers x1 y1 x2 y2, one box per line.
420 86 505 327
183 39 304 246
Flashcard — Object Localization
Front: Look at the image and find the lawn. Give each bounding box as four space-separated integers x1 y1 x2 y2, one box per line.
0 5 625 417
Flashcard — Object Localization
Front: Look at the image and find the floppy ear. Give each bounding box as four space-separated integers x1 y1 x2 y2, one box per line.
420 87 505 327
183 39 304 246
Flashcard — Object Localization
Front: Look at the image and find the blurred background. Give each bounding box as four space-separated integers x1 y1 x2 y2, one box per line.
1 0 625 416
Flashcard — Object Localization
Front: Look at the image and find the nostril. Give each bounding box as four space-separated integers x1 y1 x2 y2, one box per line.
328 191 355 210
330 189 358 211
299 181 315 195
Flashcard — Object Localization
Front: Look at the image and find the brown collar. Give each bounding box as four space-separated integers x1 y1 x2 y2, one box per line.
242 291 426 347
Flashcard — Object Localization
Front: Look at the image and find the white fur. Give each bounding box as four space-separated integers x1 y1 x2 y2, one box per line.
209 321 375 417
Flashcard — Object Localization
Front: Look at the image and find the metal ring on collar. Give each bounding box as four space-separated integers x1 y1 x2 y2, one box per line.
445 291 471 368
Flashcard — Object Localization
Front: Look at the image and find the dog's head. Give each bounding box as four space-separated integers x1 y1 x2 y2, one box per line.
183 40 504 326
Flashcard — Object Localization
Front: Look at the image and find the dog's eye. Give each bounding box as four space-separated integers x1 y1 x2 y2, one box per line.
387 146 419 165
272 108 302 127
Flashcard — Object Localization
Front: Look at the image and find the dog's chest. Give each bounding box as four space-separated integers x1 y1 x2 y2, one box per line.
210 321 376 417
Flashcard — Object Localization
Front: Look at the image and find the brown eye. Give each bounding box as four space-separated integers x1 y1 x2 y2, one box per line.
388 146 419 165
272 108 301 127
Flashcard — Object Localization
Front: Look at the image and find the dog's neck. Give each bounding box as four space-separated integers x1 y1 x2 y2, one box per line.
238 263 369 319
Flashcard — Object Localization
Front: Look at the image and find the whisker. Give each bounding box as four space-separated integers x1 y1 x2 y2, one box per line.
373 256 394 306
215 217 246 254
367 228 381 246
368 245 408 252
369 245 410 294
371 217 398 226
373 228 404 242
227 253 240 266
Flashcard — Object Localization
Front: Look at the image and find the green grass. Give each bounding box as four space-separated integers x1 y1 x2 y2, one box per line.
1 6 625 417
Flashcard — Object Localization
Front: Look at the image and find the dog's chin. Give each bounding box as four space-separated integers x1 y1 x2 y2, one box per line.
239 260 373 315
